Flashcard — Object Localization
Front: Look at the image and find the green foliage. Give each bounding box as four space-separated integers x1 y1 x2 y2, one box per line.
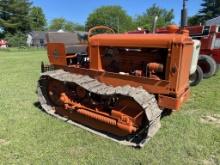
0 0 32 34
198 0 220 21
5 31 27 47
134 4 174 30
63 21 75 31
188 15 201 26
49 18 84 31
86 6 134 32
73 24 85 31
0 1 47 47
29 6 47 31
189 0 220 25
0 31 4 38
64 21 85 31
49 18 66 30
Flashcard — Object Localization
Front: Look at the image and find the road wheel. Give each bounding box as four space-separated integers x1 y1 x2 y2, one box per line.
198 55 217 79
189 65 203 86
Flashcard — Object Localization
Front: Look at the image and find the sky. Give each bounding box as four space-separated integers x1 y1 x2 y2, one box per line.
32 0 203 25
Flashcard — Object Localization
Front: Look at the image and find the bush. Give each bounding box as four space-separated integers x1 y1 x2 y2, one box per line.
0 32 4 39
5 32 27 47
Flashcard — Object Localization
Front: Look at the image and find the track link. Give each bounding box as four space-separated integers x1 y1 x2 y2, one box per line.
37 69 162 147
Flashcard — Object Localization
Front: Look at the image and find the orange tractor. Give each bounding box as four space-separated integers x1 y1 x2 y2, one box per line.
38 26 193 147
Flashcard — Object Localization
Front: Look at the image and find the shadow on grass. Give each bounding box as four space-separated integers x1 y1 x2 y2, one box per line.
33 102 45 112
161 109 173 119
34 101 41 109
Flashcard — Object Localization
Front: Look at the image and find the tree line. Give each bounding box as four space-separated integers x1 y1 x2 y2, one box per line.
0 1 174 35
0 0 218 47
188 0 220 25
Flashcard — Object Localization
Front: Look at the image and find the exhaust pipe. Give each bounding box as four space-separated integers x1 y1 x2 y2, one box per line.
152 16 158 33
181 0 188 27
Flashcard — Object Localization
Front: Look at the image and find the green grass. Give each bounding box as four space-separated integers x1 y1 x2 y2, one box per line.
0 49 219 164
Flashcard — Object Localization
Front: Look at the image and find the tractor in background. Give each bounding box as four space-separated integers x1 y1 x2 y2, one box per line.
185 25 220 79
154 24 220 86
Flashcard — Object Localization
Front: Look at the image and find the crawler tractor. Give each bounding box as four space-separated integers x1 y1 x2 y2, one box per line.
37 26 194 147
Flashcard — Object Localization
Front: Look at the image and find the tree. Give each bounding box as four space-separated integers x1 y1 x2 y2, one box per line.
198 0 220 21
188 15 201 26
64 21 85 31
64 21 75 31
29 6 47 31
49 18 66 30
188 0 220 25
86 6 134 32
72 23 85 31
0 0 32 34
49 18 84 31
134 4 174 30
5 31 27 47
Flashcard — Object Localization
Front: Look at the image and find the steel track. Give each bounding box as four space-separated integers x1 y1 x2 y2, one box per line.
37 69 162 147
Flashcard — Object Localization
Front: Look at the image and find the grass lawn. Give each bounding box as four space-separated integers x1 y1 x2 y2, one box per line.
0 49 219 164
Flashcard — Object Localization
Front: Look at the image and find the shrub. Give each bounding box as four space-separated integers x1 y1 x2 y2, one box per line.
5 32 27 47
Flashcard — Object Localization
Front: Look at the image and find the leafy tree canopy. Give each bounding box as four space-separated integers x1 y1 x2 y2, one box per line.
188 0 220 25
86 6 134 32
134 4 174 30
199 0 220 21
29 6 47 31
49 18 84 31
0 0 32 34
188 15 201 26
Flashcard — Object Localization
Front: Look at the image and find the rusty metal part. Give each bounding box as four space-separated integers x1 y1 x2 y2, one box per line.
75 86 87 99
88 26 115 38
167 25 179 33
38 69 162 147
147 63 164 80
147 63 164 73
134 70 143 77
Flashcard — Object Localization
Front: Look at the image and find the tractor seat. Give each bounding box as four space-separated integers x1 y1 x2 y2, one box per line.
46 32 88 54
